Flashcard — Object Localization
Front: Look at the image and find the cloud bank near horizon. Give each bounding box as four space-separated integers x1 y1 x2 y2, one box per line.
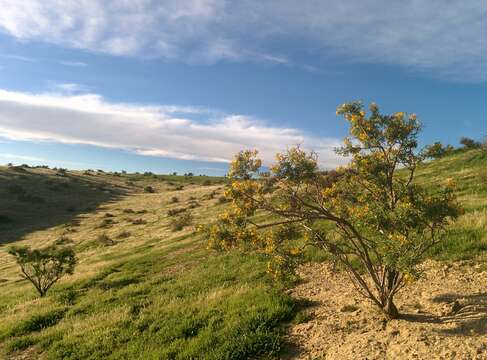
0 88 345 168
2 1 487 80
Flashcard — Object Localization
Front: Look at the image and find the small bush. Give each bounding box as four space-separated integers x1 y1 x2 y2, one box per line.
116 230 131 239
122 208 135 214
144 186 156 193
202 190 217 200
132 218 147 225
203 180 212 186
167 207 187 216
173 185 184 191
55 289 77 305
97 233 115 246
188 201 200 209
8 246 76 297
104 213 115 218
170 212 192 231
56 168 67 176
97 218 116 228
423 142 454 159
460 136 481 149
170 196 179 203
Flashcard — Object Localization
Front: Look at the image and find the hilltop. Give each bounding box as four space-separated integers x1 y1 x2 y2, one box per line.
0 149 486 359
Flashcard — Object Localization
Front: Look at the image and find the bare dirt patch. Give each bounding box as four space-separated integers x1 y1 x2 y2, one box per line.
287 261 487 359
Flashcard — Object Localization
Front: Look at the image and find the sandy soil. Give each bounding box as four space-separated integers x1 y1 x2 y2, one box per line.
286 261 487 360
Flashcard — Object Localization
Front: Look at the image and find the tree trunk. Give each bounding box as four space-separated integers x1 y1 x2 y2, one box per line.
383 297 399 320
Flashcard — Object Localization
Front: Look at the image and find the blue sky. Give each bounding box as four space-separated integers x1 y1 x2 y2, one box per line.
0 1 486 175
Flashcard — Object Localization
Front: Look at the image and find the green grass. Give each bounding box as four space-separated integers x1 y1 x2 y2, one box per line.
415 149 487 261
0 166 293 359
0 150 486 358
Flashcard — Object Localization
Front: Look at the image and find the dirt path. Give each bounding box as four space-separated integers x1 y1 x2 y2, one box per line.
286 261 487 359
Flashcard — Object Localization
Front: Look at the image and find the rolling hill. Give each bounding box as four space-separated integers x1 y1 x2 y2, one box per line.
0 149 486 359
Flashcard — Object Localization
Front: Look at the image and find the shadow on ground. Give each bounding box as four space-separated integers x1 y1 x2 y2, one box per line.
0 166 130 245
401 292 487 336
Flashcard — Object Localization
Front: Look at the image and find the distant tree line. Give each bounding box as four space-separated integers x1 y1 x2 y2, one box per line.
422 135 486 159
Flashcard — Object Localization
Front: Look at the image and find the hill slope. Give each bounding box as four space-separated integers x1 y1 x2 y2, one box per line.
0 149 486 359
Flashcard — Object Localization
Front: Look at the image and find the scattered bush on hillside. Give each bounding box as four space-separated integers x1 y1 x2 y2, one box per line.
167 207 187 216
460 136 482 149
116 230 131 239
170 196 179 203
122 208 135 214
55 289 77 305
97 218 116 228
144 185 156 193
188 201 200 209
170 212 192 231
423 141 454 159
8 245 77 297
132 218 147 225
97 233 115 246
200 102 462 320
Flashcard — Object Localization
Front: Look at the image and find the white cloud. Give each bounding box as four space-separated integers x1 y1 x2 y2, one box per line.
1 1 487 80
0 88 344 167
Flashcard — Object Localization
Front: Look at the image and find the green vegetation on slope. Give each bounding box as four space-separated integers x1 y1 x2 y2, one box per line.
0 166 292 359
415 149 487 261
0 149 485 358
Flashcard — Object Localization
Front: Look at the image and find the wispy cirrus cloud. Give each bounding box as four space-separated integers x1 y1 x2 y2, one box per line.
1 1 487 80
0 88 344 167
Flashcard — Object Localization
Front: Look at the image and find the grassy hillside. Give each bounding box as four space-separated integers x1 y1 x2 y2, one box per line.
415 149 487 261
0 149 486 359
0 167 294 359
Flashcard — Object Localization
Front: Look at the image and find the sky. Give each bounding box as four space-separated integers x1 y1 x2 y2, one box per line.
0 1 486 175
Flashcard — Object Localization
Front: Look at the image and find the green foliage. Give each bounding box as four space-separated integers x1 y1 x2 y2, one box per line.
8 246 77 297
423 141 454 159
205 101 462 319
9 308 66 336
460 136 482 149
